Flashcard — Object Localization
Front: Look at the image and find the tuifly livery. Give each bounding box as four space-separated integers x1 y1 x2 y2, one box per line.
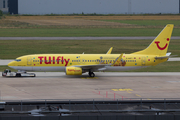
8 24 174 77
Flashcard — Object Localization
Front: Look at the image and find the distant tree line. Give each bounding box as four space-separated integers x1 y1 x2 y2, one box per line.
0 10 3 18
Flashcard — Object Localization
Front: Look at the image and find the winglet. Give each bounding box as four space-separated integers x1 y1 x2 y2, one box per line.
106 47 113 54
112 53 123 65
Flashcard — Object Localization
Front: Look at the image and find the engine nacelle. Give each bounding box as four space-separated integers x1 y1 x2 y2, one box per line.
66 67 82 75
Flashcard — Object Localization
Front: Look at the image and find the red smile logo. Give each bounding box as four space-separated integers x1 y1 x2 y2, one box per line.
155 38 169 50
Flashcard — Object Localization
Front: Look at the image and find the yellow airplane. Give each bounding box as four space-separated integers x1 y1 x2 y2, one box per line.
8 24 174 77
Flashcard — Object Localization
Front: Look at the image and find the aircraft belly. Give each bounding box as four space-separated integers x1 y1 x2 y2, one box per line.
32 67 65 71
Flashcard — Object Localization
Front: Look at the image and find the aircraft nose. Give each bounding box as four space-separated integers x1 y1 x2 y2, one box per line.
8 61 15 67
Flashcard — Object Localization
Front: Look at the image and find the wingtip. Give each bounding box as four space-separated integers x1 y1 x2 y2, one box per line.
166 24 174 27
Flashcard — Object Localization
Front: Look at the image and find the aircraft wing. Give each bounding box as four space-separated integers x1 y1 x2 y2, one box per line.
73 53 124 71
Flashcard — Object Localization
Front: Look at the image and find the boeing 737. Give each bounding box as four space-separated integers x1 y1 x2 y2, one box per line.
8 24 174 77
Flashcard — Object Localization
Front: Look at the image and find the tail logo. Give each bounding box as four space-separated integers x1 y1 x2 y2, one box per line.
154 38 169 50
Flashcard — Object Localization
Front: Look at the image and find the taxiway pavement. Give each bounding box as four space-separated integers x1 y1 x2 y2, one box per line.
0 72 180 101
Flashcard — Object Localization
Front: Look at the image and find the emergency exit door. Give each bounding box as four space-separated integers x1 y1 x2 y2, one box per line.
141 57 146 66
27 56 32 66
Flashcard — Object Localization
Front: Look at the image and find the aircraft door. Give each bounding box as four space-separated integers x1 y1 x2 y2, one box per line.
78 59 81 64
82 59 85 64
141 57 146 66
27 56 32 66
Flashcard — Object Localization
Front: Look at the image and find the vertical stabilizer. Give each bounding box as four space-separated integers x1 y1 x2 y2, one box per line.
132 24 174 55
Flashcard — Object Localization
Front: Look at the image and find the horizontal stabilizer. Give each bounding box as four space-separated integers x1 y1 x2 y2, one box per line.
155 55 178 59
166 52 171 56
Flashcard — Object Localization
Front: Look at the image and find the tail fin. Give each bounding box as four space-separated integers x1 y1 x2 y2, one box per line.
132 24 174 55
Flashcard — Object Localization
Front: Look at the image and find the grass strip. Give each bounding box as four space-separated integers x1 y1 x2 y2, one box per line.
0 40 179 59
0 28 180 37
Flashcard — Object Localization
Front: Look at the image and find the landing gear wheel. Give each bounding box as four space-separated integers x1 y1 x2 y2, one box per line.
16 73 21 77
32 74 36 77
89 72 95 77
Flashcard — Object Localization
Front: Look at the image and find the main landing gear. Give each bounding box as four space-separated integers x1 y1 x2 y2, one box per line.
89 71 95 77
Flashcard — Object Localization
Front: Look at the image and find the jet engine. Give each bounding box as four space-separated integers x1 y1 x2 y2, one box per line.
66 67 82 75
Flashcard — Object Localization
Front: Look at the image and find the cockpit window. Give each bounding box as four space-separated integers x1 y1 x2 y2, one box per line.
15 59 21 62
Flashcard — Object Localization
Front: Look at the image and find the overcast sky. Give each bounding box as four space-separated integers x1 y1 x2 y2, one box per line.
18 0 179 14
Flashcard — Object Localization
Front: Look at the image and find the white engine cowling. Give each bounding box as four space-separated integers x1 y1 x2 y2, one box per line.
66 67 82 75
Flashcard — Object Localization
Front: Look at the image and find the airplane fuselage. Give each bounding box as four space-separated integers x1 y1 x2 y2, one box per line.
9 54 167 72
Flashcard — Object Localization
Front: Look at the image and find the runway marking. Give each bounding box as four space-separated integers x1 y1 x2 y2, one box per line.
111 89 151 100
136 94 141 97
111 89 119 91
81 77 98 79
92 91 114 100
111 89 133 93
127 91 132 93
93 91 150 101
110 91 131 100
93 91 131 100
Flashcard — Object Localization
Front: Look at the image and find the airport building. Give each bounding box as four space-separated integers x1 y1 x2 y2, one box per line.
0 0 18 14
0 0 8 13
0 0 180 14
